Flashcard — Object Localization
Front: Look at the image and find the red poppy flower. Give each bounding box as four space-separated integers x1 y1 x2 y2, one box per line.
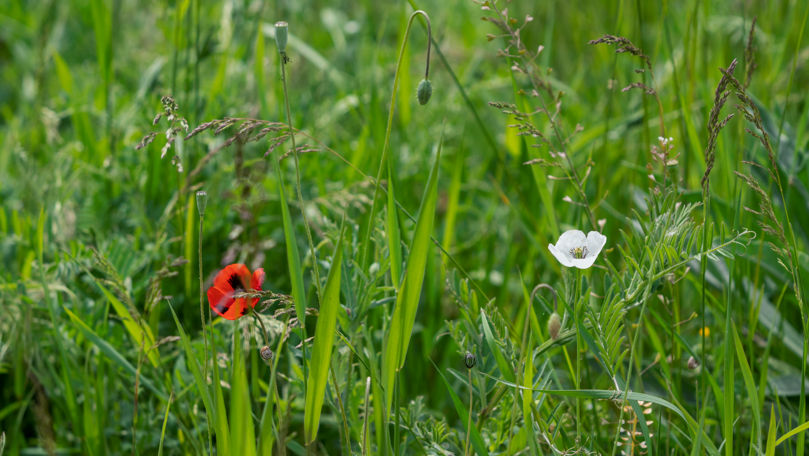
207 264 265 320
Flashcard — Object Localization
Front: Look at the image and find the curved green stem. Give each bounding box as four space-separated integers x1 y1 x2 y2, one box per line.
359 10 432 270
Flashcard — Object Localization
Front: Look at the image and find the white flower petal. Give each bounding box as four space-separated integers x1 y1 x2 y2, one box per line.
585 231 607 257
548 243 575 267
571 255 598 269
555 230 586 252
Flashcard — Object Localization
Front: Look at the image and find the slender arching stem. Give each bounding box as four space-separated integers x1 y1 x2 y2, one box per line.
359 10 432 270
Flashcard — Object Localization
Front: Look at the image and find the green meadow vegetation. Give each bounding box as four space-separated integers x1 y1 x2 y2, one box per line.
2 0 809 454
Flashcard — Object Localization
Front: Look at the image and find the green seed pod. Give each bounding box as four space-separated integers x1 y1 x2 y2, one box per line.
274 21 288 53
547 312 561 340
195 191 208 217
417 79 432 105
464 351 476 369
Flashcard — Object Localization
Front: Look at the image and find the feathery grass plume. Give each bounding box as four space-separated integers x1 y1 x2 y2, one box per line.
701 59 738 194
721 74 788 251
481 0 597 228
588 35 651 70
589 34 666 140
744 18 758 89
136 96 189 172
721 62 805 315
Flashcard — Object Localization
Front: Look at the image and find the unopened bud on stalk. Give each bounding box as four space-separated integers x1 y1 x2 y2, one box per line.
417 79 432 105
464 351 476 369
195 191 208 217
547 312 561 340
260 345 273 361
274 21 288 53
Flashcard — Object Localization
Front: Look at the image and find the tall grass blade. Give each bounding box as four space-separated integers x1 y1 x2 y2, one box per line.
382 144 441 410
765 406 777 456
304 228 345 444
274 158 307 337
386 160 402 288
731 322 761 452
157 392 173 456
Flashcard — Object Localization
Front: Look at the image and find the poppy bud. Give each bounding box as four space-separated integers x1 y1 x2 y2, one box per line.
548 312 561 340
260 345 273 361
417 79 432 105
464 351 476 369
196 191 208 217
274 21 288 53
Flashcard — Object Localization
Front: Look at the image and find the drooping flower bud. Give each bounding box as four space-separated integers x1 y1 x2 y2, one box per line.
196 191 208 217
274 21 288 53
417 79 432 105
547 312 561 340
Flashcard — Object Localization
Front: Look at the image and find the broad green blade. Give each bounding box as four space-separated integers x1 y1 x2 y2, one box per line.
304 229 344 444
386 159 402 288
765 406 777 456
382 144 441 410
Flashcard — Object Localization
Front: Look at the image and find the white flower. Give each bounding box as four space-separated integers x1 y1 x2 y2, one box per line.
548 230 607 269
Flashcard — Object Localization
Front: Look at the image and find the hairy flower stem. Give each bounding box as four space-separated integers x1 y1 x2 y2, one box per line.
278 51 323 302
277 42 313 408
359 10 432 271
197 207 214 456
465 368 473 456
573 268 583 440
198 212 208 378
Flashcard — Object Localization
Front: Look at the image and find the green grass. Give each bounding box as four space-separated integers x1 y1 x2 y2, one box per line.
2 0 809 454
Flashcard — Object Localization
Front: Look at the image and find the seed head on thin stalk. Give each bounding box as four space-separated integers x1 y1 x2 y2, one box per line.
273 20 322 301
463 350 476 456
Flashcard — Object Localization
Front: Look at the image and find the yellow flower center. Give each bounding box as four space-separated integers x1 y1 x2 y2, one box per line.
569 246 588 259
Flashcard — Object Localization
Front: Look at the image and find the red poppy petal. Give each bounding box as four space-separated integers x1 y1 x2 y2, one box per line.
222 297 250 320
213 264 251 292
207 286 235 317
251 268 265 291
